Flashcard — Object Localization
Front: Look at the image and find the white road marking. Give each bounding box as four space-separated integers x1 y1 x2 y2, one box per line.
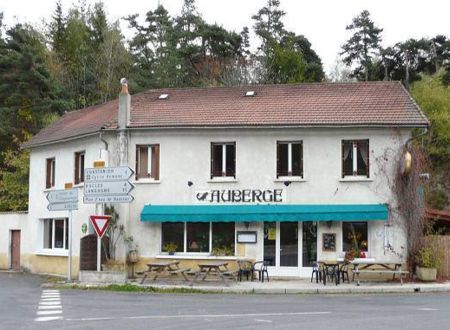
37 310 63 315
38 305 62 310
40 301 61 306
67 311 331 322
254 319 273 323
35 316 63 322
35 289 63 322
417 308 439 311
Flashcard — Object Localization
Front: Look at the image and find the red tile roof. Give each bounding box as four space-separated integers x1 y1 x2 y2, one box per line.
24 82 429 148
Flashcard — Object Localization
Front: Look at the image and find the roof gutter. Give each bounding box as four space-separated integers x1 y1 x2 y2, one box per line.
405 127 429 149
99 129 108 151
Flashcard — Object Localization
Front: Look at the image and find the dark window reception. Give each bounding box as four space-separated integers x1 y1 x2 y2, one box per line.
342 140 369 177
211 142 236 178
343 222 368 252
277 141 303 178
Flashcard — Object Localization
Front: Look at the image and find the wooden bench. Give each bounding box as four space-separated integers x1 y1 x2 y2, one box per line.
168 268 191 281
353 269 409 285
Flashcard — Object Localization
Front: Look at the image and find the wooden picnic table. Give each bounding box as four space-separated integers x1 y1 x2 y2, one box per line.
140 260 190 283
351 259 407 286
191 261 235 285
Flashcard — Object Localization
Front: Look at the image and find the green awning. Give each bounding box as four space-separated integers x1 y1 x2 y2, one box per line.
140 204 388 222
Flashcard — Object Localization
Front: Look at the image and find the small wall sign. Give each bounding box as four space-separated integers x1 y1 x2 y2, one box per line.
195 189 285 204
237 231 257 244
322 233 336 252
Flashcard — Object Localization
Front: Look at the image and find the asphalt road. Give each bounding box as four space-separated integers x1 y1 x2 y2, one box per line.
1 272 450 330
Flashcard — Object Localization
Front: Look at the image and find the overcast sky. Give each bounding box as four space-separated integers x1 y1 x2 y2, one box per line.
1 0 449 75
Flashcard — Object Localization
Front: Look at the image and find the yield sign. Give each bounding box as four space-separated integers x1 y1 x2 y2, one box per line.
89 215 111 238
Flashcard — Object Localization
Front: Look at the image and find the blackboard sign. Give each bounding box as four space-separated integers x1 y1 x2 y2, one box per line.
322 233 336 252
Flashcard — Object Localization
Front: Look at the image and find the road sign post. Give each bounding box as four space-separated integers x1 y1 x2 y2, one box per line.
89 215 111 271
84 165 134 272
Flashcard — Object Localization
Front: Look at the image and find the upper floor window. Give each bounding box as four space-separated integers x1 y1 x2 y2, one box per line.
211 142 236 178
46 158 56 189
342 140 369 177
277 141 303 178
74 151 85 185
136 144 160 180
43 218 68 250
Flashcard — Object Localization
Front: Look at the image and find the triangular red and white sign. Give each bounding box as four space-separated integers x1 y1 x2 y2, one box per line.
89 215 111 238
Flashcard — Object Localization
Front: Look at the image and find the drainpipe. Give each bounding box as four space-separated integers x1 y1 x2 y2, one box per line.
405 127 429 149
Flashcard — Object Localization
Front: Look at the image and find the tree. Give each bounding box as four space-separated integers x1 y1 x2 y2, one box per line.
411 72 450 211
252 0 286 48
251 1 323 84
341 10 383 81
0 147 29 211
265 36 307 84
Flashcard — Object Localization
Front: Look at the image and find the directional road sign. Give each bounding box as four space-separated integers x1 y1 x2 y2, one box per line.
83 195 134 204
47 189 78 203
47 188 78 211
84 181 134 196
90 215 111 238
47 201 78 211
84 166 134 182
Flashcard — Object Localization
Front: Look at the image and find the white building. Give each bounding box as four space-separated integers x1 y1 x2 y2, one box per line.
1 81 429 278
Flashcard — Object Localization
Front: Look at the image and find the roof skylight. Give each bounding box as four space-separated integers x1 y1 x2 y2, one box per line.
158 93 169 100
245 91 256 97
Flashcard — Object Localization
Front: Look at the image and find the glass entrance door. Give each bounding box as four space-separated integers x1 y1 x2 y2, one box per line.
280 222 298 267
263 221 317 276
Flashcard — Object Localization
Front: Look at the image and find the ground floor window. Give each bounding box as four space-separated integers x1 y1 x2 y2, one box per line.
43 218 68 250
161 222 235 255
342 222 368 253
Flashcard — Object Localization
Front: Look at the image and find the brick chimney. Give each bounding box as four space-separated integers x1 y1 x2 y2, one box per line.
118 78 130 129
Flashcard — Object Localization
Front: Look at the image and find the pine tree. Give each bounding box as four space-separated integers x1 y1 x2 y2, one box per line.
340 10 383 81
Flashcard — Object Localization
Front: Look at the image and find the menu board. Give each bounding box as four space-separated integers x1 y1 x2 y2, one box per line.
322 233 336 252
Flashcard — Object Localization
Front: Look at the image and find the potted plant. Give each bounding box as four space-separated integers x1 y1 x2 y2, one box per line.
211 246 234 256
416 241 440 281
163 242 178 255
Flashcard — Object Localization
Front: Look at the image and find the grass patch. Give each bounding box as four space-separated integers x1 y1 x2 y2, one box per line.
57 283 220 294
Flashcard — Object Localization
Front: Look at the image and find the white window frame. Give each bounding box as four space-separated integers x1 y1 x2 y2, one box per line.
277 141 303 178
42 218 68 251
342 140 370 178
74 151 85 184
211 142 236 178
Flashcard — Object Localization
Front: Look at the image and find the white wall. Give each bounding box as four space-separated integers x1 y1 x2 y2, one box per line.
22 127 410 275
0 212 28 269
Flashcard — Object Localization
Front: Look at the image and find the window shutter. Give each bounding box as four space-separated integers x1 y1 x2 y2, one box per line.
74 153 80 185
276 143 280 178
210 143 214 179
300 142 304 178
233 143 236 179
365 140 370 177
135 147 139 180
80 153 85 182
152 144 160 180
46 159 51 189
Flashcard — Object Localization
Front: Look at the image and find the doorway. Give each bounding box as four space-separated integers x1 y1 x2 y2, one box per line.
10 230 21 271
263 222 317 276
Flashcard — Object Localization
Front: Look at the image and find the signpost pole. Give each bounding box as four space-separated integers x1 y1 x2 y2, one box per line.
97 235 101 272
68 209 73 282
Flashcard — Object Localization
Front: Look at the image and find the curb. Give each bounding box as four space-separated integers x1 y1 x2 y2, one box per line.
44 279 450 295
